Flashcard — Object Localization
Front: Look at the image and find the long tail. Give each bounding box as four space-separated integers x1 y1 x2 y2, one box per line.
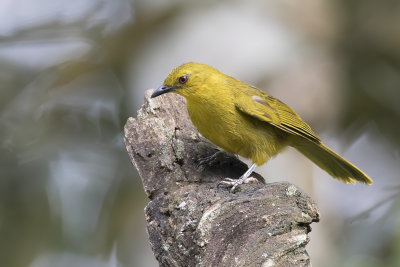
291 138 372 185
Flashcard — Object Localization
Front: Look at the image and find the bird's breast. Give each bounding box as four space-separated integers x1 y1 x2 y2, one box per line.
186 99 238 153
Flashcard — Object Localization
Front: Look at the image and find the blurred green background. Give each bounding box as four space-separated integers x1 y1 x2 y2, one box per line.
0 0 399 266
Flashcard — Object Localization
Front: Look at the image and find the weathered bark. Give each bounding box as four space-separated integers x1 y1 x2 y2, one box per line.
124 90 320 267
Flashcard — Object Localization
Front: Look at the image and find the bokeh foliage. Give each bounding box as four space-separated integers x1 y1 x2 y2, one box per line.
0 1 399 266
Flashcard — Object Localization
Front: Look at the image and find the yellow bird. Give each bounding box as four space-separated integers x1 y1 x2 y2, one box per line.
151 62 372 191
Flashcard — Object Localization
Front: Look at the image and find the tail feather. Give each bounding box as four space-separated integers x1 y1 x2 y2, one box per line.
292 138 372 185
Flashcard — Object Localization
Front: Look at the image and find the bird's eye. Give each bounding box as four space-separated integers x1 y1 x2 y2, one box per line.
178 75 188 84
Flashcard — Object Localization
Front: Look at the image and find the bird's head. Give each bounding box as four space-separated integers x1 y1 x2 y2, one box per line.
151 62 223 99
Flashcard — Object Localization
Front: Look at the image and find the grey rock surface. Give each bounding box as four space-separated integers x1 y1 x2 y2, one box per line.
124 90 320 267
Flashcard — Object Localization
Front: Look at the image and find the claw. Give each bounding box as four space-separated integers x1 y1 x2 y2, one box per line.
217 162 258 192
222 178 236 182
217 178 236 187
217 177 260 193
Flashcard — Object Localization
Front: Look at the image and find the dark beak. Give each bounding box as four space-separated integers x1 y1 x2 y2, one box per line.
151 85 178 98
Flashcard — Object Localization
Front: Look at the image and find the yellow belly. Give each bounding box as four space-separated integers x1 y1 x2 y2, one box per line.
186 99 288 166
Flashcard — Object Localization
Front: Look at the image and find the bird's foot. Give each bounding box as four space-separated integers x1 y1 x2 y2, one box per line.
218 176 259 193
197 151 232 169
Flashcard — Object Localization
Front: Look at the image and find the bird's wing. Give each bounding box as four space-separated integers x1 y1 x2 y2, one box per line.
234 89 321 143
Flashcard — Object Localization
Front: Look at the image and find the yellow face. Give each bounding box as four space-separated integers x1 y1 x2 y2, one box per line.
164 64 192 86
151 62 222 99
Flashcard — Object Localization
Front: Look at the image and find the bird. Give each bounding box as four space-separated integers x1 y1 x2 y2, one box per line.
151 62 372 192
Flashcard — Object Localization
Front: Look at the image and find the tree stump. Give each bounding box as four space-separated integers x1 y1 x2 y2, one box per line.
124 90 320 267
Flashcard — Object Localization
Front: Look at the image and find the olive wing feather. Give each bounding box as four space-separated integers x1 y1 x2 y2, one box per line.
234 91 321 143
